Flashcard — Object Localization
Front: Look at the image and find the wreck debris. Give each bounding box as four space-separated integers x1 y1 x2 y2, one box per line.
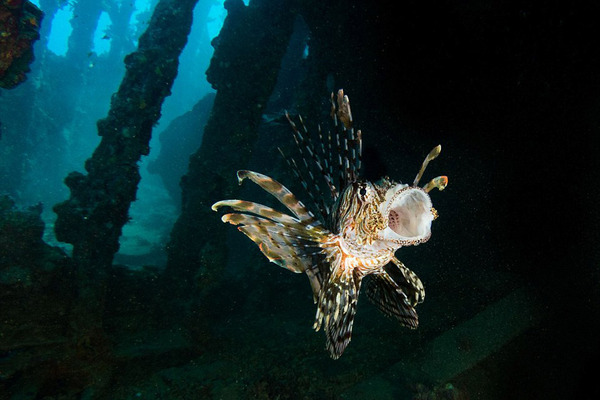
0 195 76 392
165 0 297 288
54 0 198 268
147 92 216 207
52 0 199 353
0 0 43 89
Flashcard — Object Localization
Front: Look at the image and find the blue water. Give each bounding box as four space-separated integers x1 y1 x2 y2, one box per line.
0 0 231 259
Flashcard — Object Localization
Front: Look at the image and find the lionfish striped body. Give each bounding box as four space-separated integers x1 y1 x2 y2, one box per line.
213 90 448 359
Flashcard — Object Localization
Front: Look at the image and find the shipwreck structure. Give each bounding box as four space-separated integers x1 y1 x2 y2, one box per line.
0 0 43 89
1 0 599 398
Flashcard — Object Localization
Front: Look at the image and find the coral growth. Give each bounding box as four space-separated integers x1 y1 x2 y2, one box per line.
0 0 43 89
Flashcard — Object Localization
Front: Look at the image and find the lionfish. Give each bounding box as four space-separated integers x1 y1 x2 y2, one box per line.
212 90 448 359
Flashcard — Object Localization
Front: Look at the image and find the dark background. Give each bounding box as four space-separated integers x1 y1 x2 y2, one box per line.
367 0 600 397
292 0 600 397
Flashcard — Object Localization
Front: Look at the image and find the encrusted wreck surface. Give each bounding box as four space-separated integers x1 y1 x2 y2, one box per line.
148 92 216 206
0 196 77 396
0 0 43 89
166 0 296 288
54 0 198 269
46 0 199 394
0 195 197 398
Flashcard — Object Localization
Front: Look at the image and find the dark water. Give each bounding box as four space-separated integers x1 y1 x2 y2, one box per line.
1 1 599 399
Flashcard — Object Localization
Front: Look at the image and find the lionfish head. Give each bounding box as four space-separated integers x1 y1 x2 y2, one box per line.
341 145 448 249
379 145 448 247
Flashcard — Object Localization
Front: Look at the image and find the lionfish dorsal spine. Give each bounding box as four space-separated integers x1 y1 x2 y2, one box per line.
333 118 345 190
277 146 330 222
347 126 362 182
325 125 335 186
329 89 362 189
285 111 339 205
355 129 363 173
316 124 333 190
296 114 333 209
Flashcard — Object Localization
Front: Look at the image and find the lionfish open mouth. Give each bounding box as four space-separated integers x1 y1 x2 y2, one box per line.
376 143 448 247
381 186 434 246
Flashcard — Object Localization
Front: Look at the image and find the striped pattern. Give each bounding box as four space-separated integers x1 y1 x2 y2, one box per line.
365 270 419 329
313 250 363 359
284 111 339 204
213 172 330 279
283 89 363 209
212 90 447 359
391 257 425 306
236 170 320 225
329 90 362 189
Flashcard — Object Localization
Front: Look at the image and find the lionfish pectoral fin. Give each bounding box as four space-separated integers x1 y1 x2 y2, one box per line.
365 270 419 329
314 264 362 359
390 257 425 306
212 172 332 276
214 207 326 274
236 170 320 225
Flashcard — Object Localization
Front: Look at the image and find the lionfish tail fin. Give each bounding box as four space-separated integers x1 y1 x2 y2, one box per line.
314 264 363 359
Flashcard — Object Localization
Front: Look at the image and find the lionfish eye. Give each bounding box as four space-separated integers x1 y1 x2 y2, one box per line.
359 187 367 196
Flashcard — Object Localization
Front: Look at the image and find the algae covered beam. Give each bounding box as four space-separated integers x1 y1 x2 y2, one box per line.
54 0 199 268
165 0 297 288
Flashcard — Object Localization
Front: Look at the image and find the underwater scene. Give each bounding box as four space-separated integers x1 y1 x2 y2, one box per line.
1 0 600 399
